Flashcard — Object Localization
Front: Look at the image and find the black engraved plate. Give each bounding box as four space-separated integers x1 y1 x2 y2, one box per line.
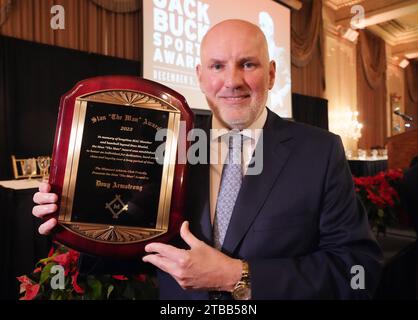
70 101 168 228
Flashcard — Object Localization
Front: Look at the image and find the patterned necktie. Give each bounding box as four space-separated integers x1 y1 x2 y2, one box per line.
213 131 243 249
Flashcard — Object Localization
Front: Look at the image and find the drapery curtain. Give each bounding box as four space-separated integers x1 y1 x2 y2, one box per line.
291 0 325 98
405 60 418 103
0 0 140 60
89 0 140 13
0 36 13 179
405 60 418 131
356 29 387 149
358 30 387 90
0 0 12 27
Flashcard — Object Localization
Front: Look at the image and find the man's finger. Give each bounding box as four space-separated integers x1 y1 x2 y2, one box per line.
142 254 177 274
39 182 51 193
32 204 58 218
145 242 185 261
180 221 202 248
38 218 57 235
33 191 58 205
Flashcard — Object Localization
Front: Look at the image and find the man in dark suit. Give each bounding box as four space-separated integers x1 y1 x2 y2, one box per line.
33 19 383 299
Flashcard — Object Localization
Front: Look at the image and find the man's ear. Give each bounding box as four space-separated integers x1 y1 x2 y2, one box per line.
268 60 276 89
196 64 201 81
196 64 204 93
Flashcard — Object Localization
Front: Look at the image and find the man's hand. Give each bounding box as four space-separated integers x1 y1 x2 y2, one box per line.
142 221 242 292
32 182 59 235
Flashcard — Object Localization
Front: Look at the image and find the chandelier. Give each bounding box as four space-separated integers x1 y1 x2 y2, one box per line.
339 110 363 141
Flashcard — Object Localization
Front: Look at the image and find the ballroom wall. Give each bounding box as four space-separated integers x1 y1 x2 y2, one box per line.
324 28 358 153
1 0 417 153
405 61 418 130
386 48 406 137
322 4 417 152
291 0 325 99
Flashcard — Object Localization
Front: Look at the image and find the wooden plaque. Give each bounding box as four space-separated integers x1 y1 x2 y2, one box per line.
49 76 193 258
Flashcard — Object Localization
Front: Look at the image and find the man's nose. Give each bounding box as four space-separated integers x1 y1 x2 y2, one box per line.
224 67 244 89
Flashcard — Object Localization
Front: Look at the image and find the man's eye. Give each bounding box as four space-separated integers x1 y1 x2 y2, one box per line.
243 62 255 69
211 64 223 70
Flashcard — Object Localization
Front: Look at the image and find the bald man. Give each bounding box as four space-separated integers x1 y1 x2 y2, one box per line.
33 20 383 300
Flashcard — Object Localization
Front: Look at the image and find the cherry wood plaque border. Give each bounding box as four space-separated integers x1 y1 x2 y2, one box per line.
49 76 194 258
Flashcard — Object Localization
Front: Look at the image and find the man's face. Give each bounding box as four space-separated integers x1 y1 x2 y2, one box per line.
196 21 275 130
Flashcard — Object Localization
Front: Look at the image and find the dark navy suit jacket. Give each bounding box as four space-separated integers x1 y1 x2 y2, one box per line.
400 164 418 235
158 109 383 299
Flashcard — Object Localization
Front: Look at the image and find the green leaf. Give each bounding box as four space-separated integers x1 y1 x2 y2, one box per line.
38 253 58 265
107 285 114 299
87 276 103 300
39 263 54 285
50 289 63 300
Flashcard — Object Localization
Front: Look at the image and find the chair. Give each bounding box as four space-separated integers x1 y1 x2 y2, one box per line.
11 155 48 179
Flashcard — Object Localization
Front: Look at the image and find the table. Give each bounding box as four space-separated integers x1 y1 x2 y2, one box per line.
0 180 51 300
348 159 388 177
0 179 42 190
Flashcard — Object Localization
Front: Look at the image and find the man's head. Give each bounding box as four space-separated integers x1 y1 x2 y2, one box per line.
196 19 276 130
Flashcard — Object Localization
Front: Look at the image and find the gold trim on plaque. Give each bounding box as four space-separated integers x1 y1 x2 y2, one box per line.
59 89 181 244
60 99 85 222
162 113 180 229
67 100 87 221
156 113 180 228
62 222 165 244
80 90 179 112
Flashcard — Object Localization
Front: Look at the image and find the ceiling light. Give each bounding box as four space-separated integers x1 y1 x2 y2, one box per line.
399 59 409 68
405 53 418 59
342 28 359 42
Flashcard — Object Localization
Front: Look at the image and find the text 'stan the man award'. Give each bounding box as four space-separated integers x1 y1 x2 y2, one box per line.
49 76 193 258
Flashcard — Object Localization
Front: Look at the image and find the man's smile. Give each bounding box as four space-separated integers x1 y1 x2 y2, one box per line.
219 95 251 104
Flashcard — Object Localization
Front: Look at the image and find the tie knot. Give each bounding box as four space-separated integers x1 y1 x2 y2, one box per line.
228 130 242 150
226 131 242 165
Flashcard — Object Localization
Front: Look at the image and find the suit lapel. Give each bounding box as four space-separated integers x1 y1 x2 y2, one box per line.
222 110 294 255
193 162 212 244
189 115 213 245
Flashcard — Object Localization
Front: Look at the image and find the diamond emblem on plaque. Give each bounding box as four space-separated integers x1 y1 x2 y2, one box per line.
105 195 128 219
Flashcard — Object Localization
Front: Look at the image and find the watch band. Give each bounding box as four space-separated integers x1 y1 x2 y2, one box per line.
240 260 250 282
232 260 251 300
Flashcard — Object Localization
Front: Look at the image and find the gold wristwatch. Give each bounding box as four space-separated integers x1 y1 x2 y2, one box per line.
232 260 251 300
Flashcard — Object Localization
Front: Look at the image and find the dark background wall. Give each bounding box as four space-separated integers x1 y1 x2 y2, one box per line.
0 36 141 179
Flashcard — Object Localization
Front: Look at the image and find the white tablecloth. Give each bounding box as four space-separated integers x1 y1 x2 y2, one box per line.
346 156 389 161
0 179 41 190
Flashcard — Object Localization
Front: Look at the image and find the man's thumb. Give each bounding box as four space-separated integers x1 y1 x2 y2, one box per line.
180 221 200 248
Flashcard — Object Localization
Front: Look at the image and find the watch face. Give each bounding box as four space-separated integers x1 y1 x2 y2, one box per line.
233 285 251 300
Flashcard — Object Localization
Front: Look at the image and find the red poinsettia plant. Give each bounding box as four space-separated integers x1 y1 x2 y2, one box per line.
17 243 157 300
353 169 404 235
